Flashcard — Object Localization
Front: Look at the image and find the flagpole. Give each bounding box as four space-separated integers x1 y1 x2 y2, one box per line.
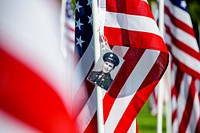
165 63 172 133
92 0 104 133
157 0 164 132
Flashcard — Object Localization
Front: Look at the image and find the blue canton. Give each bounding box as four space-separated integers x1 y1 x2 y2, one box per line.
170 0 188 11
75 0 93 57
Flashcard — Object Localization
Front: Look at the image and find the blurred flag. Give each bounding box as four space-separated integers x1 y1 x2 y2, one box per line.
64 0 75 56
0 0 75 132
164 0 200 132
61 0 76 107
73 0 169 132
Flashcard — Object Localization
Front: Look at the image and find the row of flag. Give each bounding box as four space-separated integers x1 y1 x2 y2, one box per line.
149 0 200 132
0 0 199 133
165 0 200 132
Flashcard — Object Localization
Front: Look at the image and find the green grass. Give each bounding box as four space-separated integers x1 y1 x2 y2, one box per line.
137 99 166 133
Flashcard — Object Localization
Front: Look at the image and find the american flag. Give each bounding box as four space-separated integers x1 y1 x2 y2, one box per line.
164 0 200 132
73 0 169 132
0 0 75 132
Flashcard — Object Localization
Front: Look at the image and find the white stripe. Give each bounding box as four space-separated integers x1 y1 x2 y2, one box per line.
75 88 107 132
112 46 129 58
195 79 200 93
164 14 199 52
164 0 193 27
127 118 137 133
98 0 106 30
172 118 178 133
104 94 134 133
141 0 148 3
177 73 191 125
66 19 75 29
118 50 160 97
149 90 158 115
104 12 161 37
164 31 172 47
172 96 177 116
171 63 177 88
186 86 200 133
171 62 178 131
75 89 97 132
66 28 75 41
73 36 94 97
105 50 160 132
172 45 200 74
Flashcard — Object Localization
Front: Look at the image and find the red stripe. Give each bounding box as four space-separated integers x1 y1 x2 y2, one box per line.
84 112 97 133
152 90 158 106
165 25 200 61
172 109 177 124
164 6 195 37
0 48 75 133
173 69 184 98
199 92 200 103
195 117 200 133
103 48 145 122
171 86 177 98
179 78 196 133
65 23 75 32
72 64 95 118
106 0 154 19
114 52 168 132
72 82 94 119
104 27 168 53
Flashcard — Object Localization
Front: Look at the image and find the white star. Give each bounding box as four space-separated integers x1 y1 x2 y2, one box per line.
75 1 82 12
180 0 187 8
87 0 92 7
88 15 93 25
76 19 83 30
76 36 85 47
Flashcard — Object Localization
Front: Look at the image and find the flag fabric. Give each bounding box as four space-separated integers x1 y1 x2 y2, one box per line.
164 0 200 132
0 0 75 132
73 0 169 132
